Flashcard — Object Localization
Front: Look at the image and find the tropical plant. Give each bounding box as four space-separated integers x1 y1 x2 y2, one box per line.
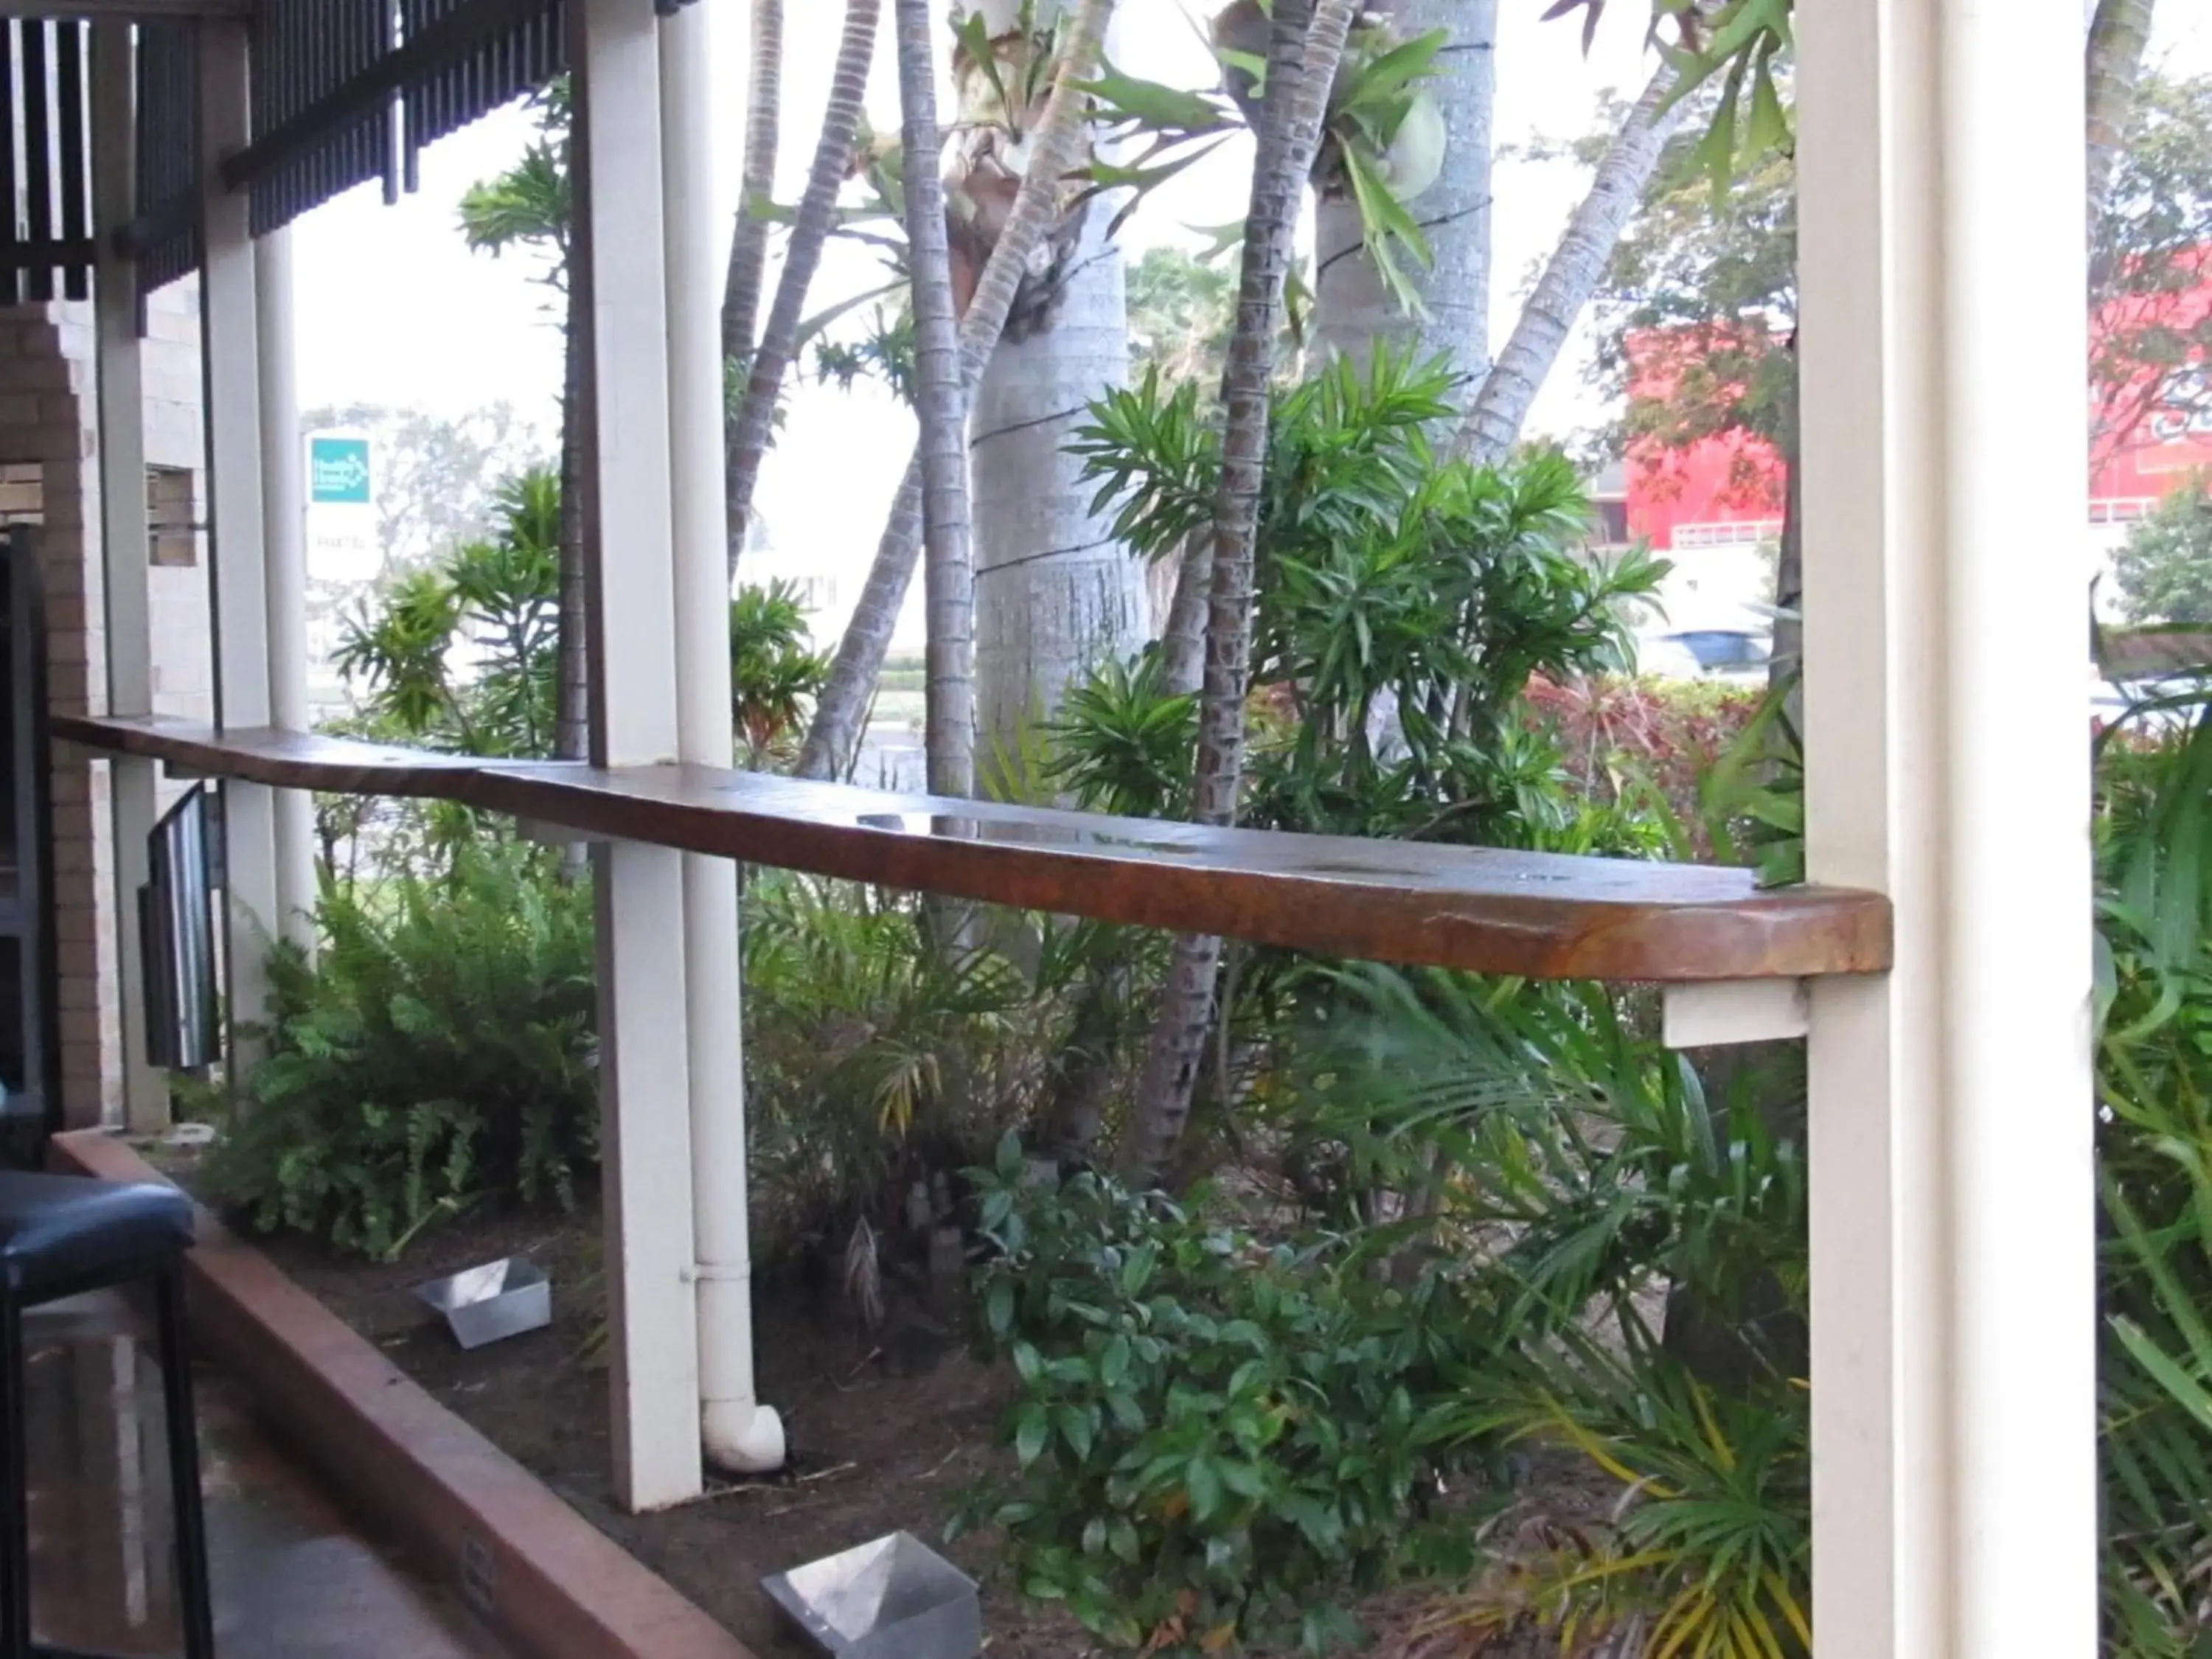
460 80 587 761
202 839 598 1259
729 581 832 766
961 1136 1479 1655
1271 962 1815 1655
1304 0 1487 373
2097 919 2212 1654
1073 355 1663 844
897 0 979 796
723 0 785 406
797 0 1124 782
1054 351 1663 1173
948 0 1151 760
1522 671 1762 858
1093 3 1455 332
1119 0 1363 1182
334 467 563 760
740 877 1062 1260
1046 653 1199 819
338 512 830 773
1425 1317 1812 1659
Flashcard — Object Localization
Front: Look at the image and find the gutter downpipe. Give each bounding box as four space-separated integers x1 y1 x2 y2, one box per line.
659 0 785 1474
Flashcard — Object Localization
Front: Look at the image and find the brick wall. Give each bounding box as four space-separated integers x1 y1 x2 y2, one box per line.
0 282 213 1127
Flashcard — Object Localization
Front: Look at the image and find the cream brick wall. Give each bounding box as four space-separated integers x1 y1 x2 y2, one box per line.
0 280 213 1127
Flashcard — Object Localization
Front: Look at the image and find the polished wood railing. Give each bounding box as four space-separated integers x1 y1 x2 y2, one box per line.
55 714 1892 983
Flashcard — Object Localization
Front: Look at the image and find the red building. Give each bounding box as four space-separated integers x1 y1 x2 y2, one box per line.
1621 266 2212 553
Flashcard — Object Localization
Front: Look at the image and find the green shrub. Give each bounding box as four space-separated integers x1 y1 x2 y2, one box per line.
1283 969 1815 1653
742 877 1064 1258
959 1138 1475 1655
730 580 831 766
203 840 597 1258
1429 1314 1811 1658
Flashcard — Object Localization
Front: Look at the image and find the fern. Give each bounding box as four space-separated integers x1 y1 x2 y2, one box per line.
203 838 597 1259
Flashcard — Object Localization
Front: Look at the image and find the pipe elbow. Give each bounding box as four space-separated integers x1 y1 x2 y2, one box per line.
702 1399 787 1475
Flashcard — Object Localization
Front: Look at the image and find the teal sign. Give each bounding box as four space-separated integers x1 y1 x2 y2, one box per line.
309 437 372 504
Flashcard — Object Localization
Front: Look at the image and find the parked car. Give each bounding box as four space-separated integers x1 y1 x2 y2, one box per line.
1669 629 1772 671
1636 628 1772 680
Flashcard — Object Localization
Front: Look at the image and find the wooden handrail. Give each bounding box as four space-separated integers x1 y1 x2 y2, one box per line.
56 714 1893 984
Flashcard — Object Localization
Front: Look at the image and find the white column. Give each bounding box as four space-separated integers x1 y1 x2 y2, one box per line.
660 4 784 1475
90 24 168 1133
254 226 317 955
197 19 279 1057
574 0 705 1512
1798 2 2096 1656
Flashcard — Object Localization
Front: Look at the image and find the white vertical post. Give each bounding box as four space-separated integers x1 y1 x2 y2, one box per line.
196 20 279 1056
661 4 784 1475
574 0 705 1512
1929 1 2098 1646
91 25 168 1133
1798 2 2096 1656
255 226 317 955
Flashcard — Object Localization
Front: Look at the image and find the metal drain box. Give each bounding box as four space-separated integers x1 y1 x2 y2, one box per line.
762 1531 981 1659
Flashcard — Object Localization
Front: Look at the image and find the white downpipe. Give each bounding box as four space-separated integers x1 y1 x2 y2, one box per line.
660 4 784 1475
254 226 318 956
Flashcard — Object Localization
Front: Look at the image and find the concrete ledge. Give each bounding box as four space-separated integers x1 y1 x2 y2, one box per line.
49 1129 755 1659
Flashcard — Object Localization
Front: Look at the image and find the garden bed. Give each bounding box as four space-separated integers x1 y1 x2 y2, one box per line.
143 1140 1604 1659
141 1159 1073 1655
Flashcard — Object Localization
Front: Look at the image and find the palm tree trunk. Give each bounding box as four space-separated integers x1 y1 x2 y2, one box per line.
1453 62 1683 466
2086 0 2157 231
725 0 882 571
1116 0 1360 1184
722 0 785 573
897 0 977 796
970 217 1147 764
1312 0 1496 382
1159 528 1210 697
1037 962 1123 1160
959 4 1145 770
794 0 1121 783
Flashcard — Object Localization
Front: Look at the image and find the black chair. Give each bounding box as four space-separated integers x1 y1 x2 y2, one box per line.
0 1172 211 1659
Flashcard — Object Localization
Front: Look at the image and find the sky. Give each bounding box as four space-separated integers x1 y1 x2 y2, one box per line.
290 0 2212 603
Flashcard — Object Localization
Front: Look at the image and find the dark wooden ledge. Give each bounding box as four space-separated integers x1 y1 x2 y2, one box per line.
55 714 1893 983
56 715 487 797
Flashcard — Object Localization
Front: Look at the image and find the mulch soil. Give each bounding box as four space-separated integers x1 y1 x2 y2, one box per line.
147 1147 1601 1659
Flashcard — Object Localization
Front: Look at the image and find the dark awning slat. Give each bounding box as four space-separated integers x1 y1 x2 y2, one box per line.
123 0 587 291
0 19 94 307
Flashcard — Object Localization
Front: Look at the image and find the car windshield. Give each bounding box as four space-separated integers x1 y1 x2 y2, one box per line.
1669 630 1770 669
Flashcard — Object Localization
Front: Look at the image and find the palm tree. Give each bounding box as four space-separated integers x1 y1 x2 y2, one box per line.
2087 0 2158 221
723 0 785 514
950 3 1147 769
725 0 884 571
1117 0 1362 1183
896 0 976 796
1312 0 1496 384
795 0 1121 783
